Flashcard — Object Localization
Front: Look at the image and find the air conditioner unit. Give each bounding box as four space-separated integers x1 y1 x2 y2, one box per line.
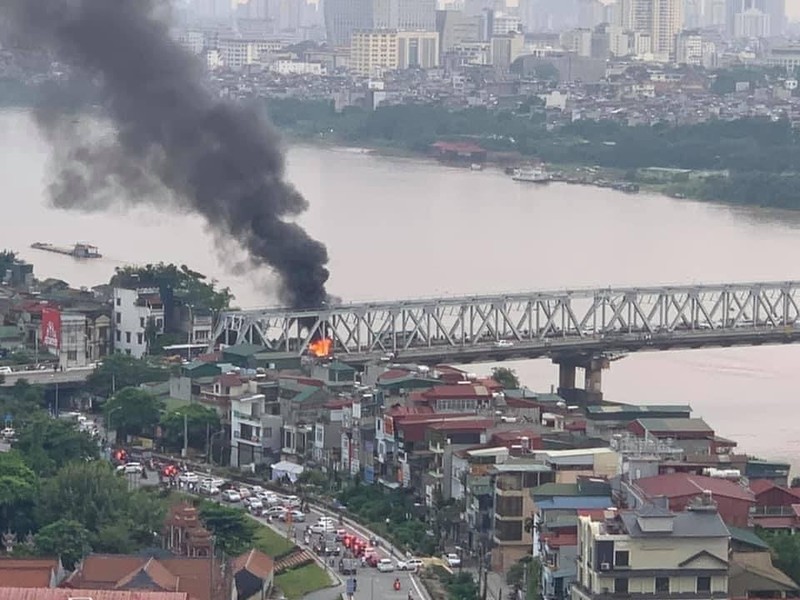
600 562 611 571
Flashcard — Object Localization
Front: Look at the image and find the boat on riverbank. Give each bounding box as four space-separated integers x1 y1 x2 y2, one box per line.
512 166 550 183
31 242 102 259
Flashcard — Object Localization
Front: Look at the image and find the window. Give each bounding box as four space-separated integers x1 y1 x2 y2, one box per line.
496 496 523 517
696 577 711 593
115 312 121 324
140 317 145 329
613 578 628 594
614 550 629 568
137 333 143 345
264 426 273 438
67 350 77 361
116 297 121 306
125 332 131 343
115 330 121 342
655 577 670 593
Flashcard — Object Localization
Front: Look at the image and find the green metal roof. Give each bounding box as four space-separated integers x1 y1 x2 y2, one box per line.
223 343 268 357
532 483 580 497
728 526 770 550
327 360 356 372
0 325 22 339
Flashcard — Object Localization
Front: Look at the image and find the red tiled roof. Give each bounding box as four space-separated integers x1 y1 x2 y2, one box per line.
565 420 587 431
577 509 606 521
0 590 187 600
233 549 274 580
324 398 353 409
491 429 542 442
113 558 179 592
378 369 412 382
751 516 798 529
196 352 221 363
385 405 433 417
217 373 243 388
0 570 51 588
635 473 755 503
749 479 777 495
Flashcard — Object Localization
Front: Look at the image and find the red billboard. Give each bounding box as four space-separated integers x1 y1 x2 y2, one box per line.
41 307 61 350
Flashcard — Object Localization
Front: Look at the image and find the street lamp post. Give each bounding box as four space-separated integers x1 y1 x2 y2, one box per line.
107 406 122 446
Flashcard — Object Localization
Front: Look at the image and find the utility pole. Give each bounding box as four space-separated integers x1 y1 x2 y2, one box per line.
181 411 188 458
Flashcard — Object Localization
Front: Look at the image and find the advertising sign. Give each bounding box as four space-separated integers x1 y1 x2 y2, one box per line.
41 307 61 350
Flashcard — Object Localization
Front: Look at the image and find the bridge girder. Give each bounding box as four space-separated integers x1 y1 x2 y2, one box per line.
211 281 800 363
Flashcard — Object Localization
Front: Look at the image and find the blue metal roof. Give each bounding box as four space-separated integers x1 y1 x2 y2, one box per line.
536 496 613 511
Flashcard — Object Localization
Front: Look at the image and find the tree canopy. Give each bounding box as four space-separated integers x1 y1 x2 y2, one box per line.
35 519 91 569
197 501 257 556
160 403 220 452
0 451 38 534
85 354 169 399
492 367 520 390
14 415 99 476
103 387 164 438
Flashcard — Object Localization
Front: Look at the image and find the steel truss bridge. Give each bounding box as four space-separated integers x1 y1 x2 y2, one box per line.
212 281 800 365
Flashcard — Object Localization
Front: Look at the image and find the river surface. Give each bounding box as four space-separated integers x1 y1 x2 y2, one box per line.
3 109 800 471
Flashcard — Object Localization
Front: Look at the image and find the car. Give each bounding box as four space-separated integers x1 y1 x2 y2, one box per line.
198 483 220 496
221 489 242 503
237 487 251 499
0 366 12 375
246 498 264 511
178 471 199 484
283 495 301 508
280 509 305 522
376 558 395 573
250 485 264 494
397 557 423 572
493 340 514 348
264 506 287 519
310 521 335 534
116 462 143 474
335 528 347 542
444 553 461 568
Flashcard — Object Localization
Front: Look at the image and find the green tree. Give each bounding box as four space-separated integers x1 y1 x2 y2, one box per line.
760 530 800 584
197 501 257 556
110 263 233 320
0 451 38 534
85 354 169 399
492 367 520 389
37 461 129 534
103 387 164 438
14 415 99 476
160 404 220 451
34 519 91 569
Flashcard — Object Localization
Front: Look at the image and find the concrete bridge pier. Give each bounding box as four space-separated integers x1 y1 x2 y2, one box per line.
553 355 610 404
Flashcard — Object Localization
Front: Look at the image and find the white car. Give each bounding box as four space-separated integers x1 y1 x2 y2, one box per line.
493 340 514 348
283 495 301 508
444 553 461 568
397 558 423 572
221 489 242 503
198 483 220 496
251 485 264 494
238 487 251 499
247 499 264 513
116 462 143 474
377 558 395 573
310 521 335 534
178 471 199 484
264 506 287 519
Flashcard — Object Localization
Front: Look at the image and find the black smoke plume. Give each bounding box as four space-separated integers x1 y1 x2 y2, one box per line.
1 0 329 309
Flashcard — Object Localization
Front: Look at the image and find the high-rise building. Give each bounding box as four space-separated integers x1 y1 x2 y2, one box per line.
618 0 682 60
325 0 373 46
725 0 783 36
349 29 438 74
735 7 770 36
436 9 482 55
578 0 607 28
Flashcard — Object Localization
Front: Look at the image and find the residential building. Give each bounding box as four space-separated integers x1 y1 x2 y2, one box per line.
350 29 399 75
436 10 481 56
627 417 734 457
397 30 439 69
535 448 620 484
618 0 683 60
490 458 555 570
179 306 213 345
735 7 770 37
624 472 755 527
0 591 188 600
0 558 67 588
232 549 274 600
113 288 164 358
57 313 88 369
231 393 271 467
85 310 112 362
218 38 286 69
271 60 325 74
571 500 730 600
561 28 593 57
490 32 524 70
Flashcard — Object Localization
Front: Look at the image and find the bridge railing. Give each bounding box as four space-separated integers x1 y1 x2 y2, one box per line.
211 281 800 358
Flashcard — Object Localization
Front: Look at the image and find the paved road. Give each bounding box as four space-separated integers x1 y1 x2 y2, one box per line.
0 367 94 387
266 505 425 600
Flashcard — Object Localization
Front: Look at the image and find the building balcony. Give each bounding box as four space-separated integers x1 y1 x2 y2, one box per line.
233 431 262 446
232 410 261 424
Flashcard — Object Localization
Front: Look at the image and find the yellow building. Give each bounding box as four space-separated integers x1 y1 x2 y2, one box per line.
350 29 439 76
572 500 730 600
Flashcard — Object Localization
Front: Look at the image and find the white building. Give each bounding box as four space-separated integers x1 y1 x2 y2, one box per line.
57 314 89 370
113 288 164 359
561 28 593 57
735 8 770 38
676 31 703 65
218 38 287 69
230 392 283 468
492 13 522 35
271 60 325 74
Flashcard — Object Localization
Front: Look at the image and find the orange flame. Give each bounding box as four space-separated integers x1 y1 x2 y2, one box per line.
309 337 333 358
